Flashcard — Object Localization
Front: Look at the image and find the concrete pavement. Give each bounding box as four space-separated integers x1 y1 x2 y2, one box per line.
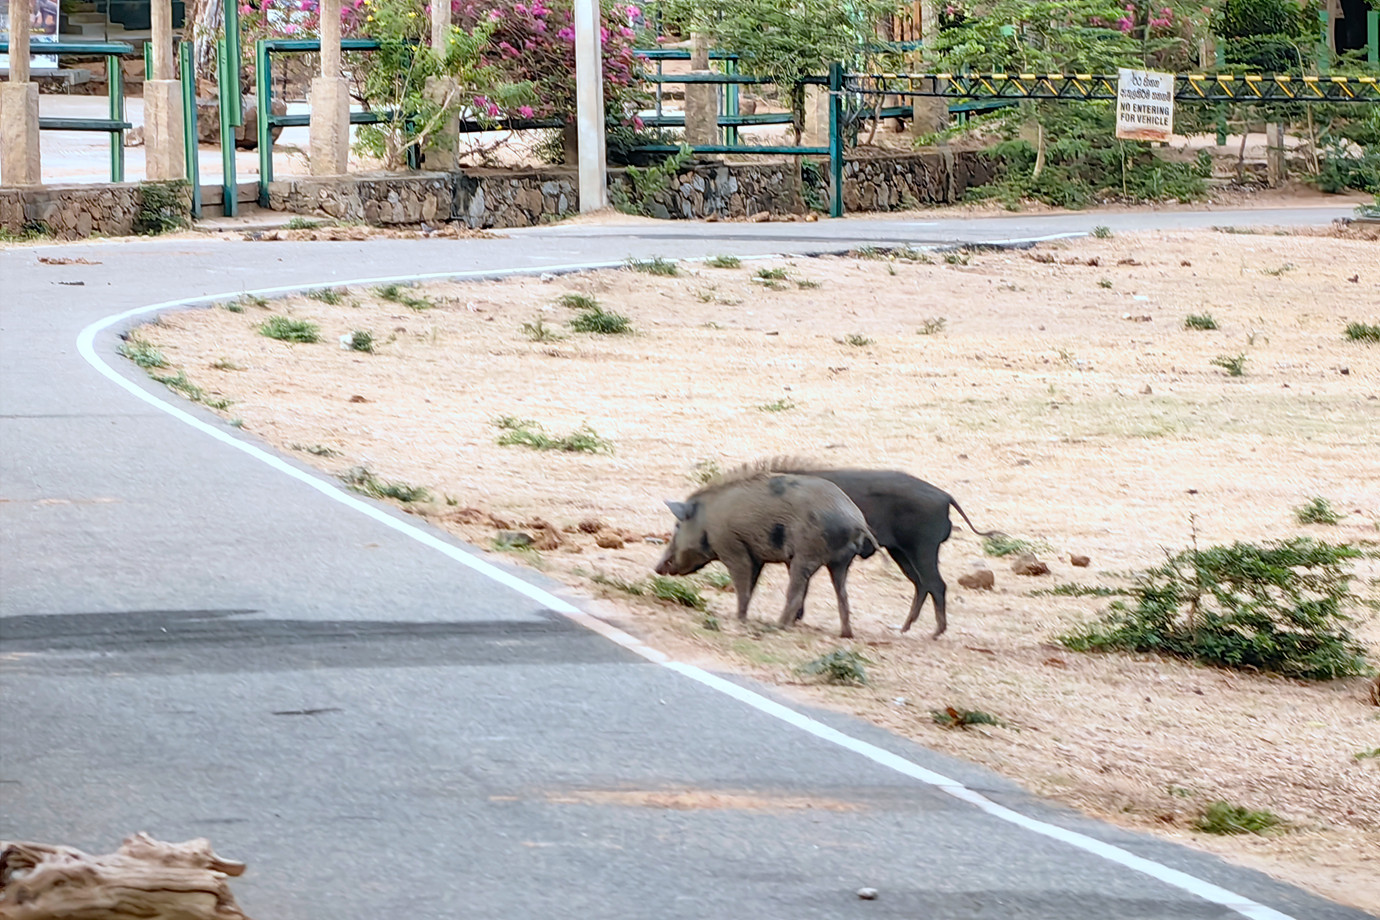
2 208 1373 920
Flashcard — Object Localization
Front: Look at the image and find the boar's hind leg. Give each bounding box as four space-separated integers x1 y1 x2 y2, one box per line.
778 562 813 629
723 552 765 621
888 545 948 638
826 559 855 639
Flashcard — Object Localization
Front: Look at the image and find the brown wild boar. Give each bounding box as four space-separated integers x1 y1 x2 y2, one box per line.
654 471 877 637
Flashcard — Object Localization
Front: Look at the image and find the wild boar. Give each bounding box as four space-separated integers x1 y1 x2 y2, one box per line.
767 462 1000 639
654 471 877 638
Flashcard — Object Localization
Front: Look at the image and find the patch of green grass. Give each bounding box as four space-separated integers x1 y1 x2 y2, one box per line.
590 571 645 596
626 256 678 276
222 301 245 313
239 294 270 310
983 534 1035 557
931 707 1003 728
1031 583 1129 598
1294 497 1341 526
701 614 722 631
1091 225 1113 239
705 254 741 269
307 287 345 305
557 292 600 311
150 370 205 402
1193 801 1282 835
755 267 789 281
342 466 431 503
690 458 722 485
917 317 947 335
119 336 167 368
346 330 374 353
569 305 632 335
797 649 872 685
944 251 970 266
842 333 874 347
1211 353 1247 377
852 246 886 260
493 416 613 454
1097 279 1113 289
1355 747 1380 760
491 532 539 554
290 443 340 457
699 569 734 590
259 316 321 343
1345 322 1380 343
1262 263 1295 277
374 283 433 311
757 397 797 413
0 221 52 242
286 217 322 230
521 317 565 342
795 278 822 290
648 575 707 610
1184 313 1219 331
203 396 234 411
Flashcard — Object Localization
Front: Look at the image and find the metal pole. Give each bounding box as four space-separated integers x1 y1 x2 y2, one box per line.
109 52 125 182
256 40 272 205
219 38 238 216
182 41 201 217
225 0 242 125
828 62 844 218
573 0 607 211
1369 10 1379 66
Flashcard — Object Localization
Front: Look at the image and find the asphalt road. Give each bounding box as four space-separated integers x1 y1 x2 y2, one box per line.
2 207 1373 920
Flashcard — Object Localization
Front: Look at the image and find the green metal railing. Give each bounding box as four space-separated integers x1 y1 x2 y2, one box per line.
0 40 133 182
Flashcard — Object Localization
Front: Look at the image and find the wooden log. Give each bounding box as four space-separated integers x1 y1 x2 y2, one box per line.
0 833 250 920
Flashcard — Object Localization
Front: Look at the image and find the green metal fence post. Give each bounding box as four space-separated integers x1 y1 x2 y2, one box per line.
1318 10 1330 74
828 62 844 218
218 38 238 216
144 42 152 80
225 0 243 125
180 41 201 218
109 53 125 182
256 40 272 206
723 58 739 146
1369 10 1379 66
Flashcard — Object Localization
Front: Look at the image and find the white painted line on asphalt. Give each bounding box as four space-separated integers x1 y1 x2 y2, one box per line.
79 260 1298 920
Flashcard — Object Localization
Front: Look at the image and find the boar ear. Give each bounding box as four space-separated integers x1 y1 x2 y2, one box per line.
665 500 694 521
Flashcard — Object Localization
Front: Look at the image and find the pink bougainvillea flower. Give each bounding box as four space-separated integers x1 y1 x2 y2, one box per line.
556 26 574 40
518 104 534 117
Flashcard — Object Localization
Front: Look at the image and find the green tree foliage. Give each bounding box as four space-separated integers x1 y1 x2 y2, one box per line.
353 0 533 167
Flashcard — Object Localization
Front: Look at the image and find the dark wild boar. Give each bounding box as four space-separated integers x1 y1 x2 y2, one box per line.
654 471 877 638
768 462 1000 639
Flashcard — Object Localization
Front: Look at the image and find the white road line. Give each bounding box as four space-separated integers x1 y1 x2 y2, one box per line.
78 257 1298 920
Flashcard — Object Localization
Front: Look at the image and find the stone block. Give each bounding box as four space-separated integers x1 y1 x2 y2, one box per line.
143 80 186 181
309 77 352 176
1 83 42 187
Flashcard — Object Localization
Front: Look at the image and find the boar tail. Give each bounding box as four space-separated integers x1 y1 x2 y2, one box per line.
950 499 1002 538
857 530 878 559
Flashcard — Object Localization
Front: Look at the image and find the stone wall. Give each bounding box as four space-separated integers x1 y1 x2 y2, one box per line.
0 183 143 239
2 151 993 239
266 150 991 228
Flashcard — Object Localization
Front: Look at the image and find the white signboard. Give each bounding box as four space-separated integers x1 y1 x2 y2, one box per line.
1116 68 1175 142
0 0 60 70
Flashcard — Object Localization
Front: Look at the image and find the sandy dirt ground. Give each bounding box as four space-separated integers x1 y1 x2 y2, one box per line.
130 225 1380 913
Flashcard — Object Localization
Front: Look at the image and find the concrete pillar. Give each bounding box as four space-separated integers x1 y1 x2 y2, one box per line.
907 2 948 140
143 0 186 180
310 0 350 174
683 34 718 148
422 0 461 171
2 0 42 186
1266 122 1286 188
573 0 607 211
801 83 829 146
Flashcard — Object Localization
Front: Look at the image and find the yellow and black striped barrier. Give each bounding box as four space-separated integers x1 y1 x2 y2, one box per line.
848 72 1380 104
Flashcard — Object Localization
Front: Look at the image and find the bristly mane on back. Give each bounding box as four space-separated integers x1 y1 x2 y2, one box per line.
690 457 822 496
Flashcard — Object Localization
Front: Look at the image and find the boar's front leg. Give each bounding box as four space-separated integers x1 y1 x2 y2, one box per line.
826 559 855 639
721 546 764 621
778 561 814 629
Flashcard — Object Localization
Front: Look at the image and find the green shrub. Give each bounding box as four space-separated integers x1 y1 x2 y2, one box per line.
705 255 741 269
1345 323 1380 343
983 534 1035 557
1185 313 1219 331
1294 497 1341 526
569 305 632 335
648 575 707 610
493 416 613 454
797 649 871 685
1193 800 1282 835
343 466 430 503
134 180 190 235
1059 538 1372 680
119 336 167 368
259 316 320 343
626 256 678 276
1211 353 1247 377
